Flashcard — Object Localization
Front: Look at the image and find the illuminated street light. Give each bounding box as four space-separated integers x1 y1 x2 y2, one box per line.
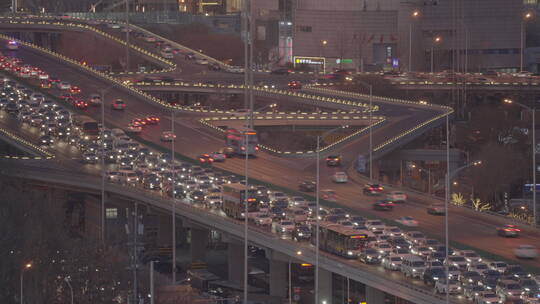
21 263 33 304
409 10 420 72
521 13 533 71
431 36 442 73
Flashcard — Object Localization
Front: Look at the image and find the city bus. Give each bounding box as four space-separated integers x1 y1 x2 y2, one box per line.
311 222 370 258
225 127 259 156
221 183 259 219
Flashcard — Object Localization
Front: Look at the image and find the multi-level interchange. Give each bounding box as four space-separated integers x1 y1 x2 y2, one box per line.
0 15 539 304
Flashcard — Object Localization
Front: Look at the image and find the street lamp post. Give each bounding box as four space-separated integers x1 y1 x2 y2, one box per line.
409 10 420 72
504 98 537 225
150 260 156 304
431 36 441 73
125 0 130 73
289 250 302 304
20 263 32 304
315 125 348 304
320 40 328 74
100 86 115 243
171 110 177 283
64 277 74 304
355 80 373 179
521 12 533 72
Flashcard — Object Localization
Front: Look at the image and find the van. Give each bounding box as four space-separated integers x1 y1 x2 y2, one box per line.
401 254 426 279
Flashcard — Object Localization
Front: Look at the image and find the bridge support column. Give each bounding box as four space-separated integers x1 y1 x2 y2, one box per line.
190 227 209 263
227 242 245 283
269 258 287 298
365 286 385 304
319 268 332 304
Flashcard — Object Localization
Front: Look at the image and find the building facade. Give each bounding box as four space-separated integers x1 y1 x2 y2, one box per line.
251 0 524 72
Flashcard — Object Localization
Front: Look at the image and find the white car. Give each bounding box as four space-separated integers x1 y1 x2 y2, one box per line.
375 242 393 256
365 219 386 231
404 231 426 245
434 278 461 294
331 172 348 183
382 255 402 271
274 220 295 234
227 66 244 73
57 81 71 90
387 191 407 203
514 245 538 259
383 226 403 237
468 262 490 275
160 131 176 142
38 72 49 80
126 124 142 133
289 196 308 207
161 50 174 59
456 250 483 264
106 23 121 29
410 246 431 258
395 216 418 227
196 58 209 65
488 261 507 273
475 291 500 304
254 213 273 226
209 152 226 162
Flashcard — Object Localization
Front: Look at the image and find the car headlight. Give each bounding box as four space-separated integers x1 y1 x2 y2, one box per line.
412 269 416 272
433 277 439 280
347 251 353 256
298 233 303 236
457 286 461 290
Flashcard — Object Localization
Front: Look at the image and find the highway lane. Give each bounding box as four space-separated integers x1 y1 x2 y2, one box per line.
8 45 540 268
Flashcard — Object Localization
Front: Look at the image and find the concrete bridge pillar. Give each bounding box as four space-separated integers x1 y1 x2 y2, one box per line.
319 268 332 304
269 258 287 298
190 227 209 263
365 286 385 304
227 241 245 283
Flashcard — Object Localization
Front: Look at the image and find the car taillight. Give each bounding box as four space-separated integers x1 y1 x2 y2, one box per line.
255 146 259 151
241 146 246 151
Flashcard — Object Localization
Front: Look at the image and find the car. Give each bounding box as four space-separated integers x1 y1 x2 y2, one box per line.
219 147 235 158
195 58 209 65
331 172 348 183
130 118 147 127
387 191 407 203
325 155 341 166
288 81 302 89
504 265 531 279
270 68 291 75
513 245 538 259
434 278 461 294
359 248 381 264
82 152 99 164
455 249 483 264
497 224 521 237
292 225 311 241
188 191 206 204
469 262 490 275
274 220 295 234
126 124 142 133
496 280 524 301
363 183 384 195
208 63 221 71
427 203 445 215
112 99 126 110
365 219 385 231
226 66 244 73
198 154 214 164
73 99 88 109
69 86 81 94
519 278 539 295
40 80 52 89
464 285 486 301
475 291 500 304
375 242 393 256
423 267 446 285
89 94 101 106
161 50 174 59
395 216 418 227
57 81 71 90
160 131 176 142
298 180 316 192
446 255 468 269
39 135 54 145
38 72 49 80
372 200 394 211
253 213 273 226
209 152 226 162
382 255 403 271
320 189 337 202
145 115 160 125
460 271 483 286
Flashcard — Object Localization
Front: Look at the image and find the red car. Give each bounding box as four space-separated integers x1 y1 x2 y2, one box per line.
73 99 88 109
363 183 384 195
198 154 214 164
145 115 160 125
288 81 302 89
70 86 81 94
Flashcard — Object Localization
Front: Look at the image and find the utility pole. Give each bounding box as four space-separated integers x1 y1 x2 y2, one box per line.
125 0 130 73
127 202 140 304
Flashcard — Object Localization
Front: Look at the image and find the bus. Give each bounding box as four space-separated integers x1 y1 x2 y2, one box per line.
311 222 370 258
72 115 99 140
221 183 259 219
225 127 259 156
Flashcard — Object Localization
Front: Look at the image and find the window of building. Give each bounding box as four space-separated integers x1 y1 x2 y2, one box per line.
106 208 118 219
298 26 312 32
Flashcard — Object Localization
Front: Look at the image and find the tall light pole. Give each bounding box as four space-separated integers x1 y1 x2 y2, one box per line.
356 80 373 179
521 12 533 72
409 10 420 72
20 263 32 304
64 277 74 304
289 250 302 304
315 125 348 304
150 260 156 304
504 98 537 225
100 86 115 244
125 0 130 73
320 40 328 74
171 110 177 283
431 36 442 73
